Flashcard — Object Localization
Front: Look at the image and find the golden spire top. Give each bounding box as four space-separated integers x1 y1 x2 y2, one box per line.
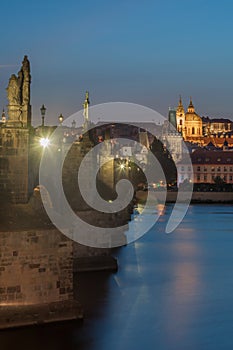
85 91 90 105
177 95 184 112
82 91 90 112
178 95 183 106
189 96 194 107
187 96 195 113
83 91 90 132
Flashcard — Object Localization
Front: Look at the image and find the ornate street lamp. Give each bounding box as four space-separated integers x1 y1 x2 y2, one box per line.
39 137 50 148
40 104 46 127
58 113 64 125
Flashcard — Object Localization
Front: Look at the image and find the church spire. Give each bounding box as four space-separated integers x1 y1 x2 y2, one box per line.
177 95 184 112
187 96 195 113
179 95 183 107
83 91 90 132
189 96 193 107
176 95 185 135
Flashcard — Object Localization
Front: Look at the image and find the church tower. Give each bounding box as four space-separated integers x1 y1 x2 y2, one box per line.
176 96 185 135
82 91 90 133
184 97 203 141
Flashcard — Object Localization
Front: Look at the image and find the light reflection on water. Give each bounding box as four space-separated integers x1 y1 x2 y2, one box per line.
1 204 233 350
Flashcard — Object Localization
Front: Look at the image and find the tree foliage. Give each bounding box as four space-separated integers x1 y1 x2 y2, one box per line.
149 137 177 184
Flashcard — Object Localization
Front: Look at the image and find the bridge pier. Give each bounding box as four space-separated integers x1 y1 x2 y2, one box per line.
0 228 83 329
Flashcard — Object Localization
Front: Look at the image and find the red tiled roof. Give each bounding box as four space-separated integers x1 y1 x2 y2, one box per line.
191 150 233 164
202 117 233 123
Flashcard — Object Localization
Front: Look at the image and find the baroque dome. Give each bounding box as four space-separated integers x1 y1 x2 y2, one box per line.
185 112 202 122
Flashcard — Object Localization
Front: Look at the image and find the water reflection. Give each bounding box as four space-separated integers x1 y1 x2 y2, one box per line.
1 205 233 350
156 204 166 216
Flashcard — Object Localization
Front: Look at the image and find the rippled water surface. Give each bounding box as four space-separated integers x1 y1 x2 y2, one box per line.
1 204 233 350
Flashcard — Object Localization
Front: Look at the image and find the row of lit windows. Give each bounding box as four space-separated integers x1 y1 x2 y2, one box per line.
180 166 192 171
180 166 233 172
196 174 233 181
180 175 192 181
189 127 201 135
196 157 232 162
196 166 233 172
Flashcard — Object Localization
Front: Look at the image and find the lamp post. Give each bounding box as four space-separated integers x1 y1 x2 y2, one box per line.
58 113 64 126
40 104 46 127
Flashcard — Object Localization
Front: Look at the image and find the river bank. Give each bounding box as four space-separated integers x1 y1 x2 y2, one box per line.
136 190 233 203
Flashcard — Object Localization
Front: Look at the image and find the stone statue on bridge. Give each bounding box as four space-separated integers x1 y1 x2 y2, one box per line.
21 55 31 105
7 74 21 105
6 55 31 126
7 55 31 106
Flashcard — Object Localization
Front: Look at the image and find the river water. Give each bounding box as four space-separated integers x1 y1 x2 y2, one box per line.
1 204 233 350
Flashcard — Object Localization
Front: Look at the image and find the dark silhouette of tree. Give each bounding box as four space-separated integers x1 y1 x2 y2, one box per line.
149 138 177 185
213 176 225 185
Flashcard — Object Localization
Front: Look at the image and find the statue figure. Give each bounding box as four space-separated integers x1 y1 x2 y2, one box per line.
23 55 30 71
6 55 31 125
7 74 21 105
21 55 31 105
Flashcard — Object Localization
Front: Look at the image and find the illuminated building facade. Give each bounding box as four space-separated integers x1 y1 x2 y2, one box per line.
177 149 233 185
176 97 203 141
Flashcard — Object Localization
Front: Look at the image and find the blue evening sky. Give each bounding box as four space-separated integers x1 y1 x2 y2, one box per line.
0 0 233 125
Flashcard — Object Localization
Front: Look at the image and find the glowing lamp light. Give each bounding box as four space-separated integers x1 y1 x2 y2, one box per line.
120 163 125 170
40 137 50 148
58 113 64 125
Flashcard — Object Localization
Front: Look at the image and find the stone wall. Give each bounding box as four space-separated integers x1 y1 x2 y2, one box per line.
0 229 73 306
0 128 30 203
165 191 233 203
191 191 233 203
